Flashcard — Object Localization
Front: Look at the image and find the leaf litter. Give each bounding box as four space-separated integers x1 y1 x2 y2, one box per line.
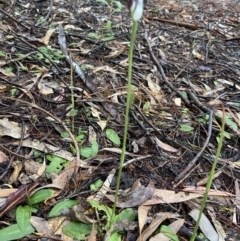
0 0 240 240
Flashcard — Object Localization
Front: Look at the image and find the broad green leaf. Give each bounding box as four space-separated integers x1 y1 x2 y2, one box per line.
63 222 91 240
80 141 98 158
0 224 34 241
114 208 135 223
106 129 121 146
160 225 179 241
90 179 103 191
27 189 55 205
179 124 194 132
46 154 69 178
49 200 78 217
108 232 121 241
16 205 31 232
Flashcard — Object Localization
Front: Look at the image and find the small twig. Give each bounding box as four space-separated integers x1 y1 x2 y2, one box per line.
144 31 190 105
186 91 211 113
0 8 30 30
35 0 53 26
174 109 213 182
146 16 204 30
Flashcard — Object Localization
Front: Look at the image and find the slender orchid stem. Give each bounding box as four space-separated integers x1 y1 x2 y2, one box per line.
190 106 225 241
111 20 139 224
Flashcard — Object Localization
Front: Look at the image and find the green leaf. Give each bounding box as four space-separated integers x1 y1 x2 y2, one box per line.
69 109 78 117
5 66 13 74
108 232 121 241
90 179 104 191
105 20 112 30
61 132 70 138
96 0 109 5
0 224 34 241
114 208 135 223
80 141 98 158
16 205 31 232
102 34 115 42
89 200 114 230
160 225 179 241
179 124 194 132
87 32 100 39
27 189 55 205
10 88 17 96
46 154 69 178
106 129 121 146
0 51 5 57
49 200 78 217
225 116 237 131
113 1 123 12
143 101 150 115
63 222 92 240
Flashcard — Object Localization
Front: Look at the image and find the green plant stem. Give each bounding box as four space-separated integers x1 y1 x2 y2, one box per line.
111 20 138 224
190 108 225 241
70 58 75 133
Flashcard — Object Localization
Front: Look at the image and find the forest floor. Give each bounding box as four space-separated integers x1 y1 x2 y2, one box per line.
0 0 240 240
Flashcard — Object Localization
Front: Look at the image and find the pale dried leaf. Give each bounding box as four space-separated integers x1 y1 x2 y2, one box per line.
149 219 184 241
88 224 97 241
146 74 161 93
153 136 178 153
14 139 77 162
138 205 151 240
97 120 107 131
69 203 96 224
192 49 205 60
101 147 140 157
0 151 8 163
182 186 234 196
38 76 54 95
0 189 18 198
189 209 218 241
107 180 155 208
90 168 116 202
0 68 16 77
9 160 22 183
51 161 78 189
136 213 177 241
174 98 181 106
0 118 29 139
41 29 56 45
105 45 125 59
93 65 122 74
30 216 53 235
48 216 67 234
143 189 202 205
207 204 226 241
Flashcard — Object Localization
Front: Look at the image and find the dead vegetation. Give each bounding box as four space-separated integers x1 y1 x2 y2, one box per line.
0 0 240 240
